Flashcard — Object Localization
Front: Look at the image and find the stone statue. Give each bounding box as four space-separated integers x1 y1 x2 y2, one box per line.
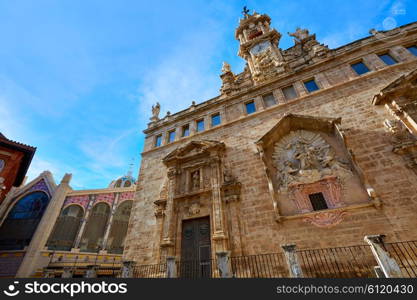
289 27 310 44
151 102 160 121
191 170 200 190
223 168 236 184
221 62 232 74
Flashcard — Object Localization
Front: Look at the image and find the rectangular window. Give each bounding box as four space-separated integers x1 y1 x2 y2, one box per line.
262 93 277 108
155 134 162 147
211 113 221 127
182 124 190 137
406 45 417 56
245 101 256 114
304 79 320 93
309 193 328 211
168 130 176 143
196 119 205 132
351 61 370 75
378 53 397 65
282 85 297 100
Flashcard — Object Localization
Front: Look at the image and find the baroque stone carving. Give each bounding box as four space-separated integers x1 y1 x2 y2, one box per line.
188 203 201 216
288 27 310 44
272 130 350 190
252 48 286 83
303 210 348 228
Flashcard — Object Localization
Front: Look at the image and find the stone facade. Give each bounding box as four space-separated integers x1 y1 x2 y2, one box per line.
124 12 417 265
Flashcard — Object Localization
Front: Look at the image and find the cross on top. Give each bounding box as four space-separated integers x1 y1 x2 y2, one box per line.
242 6 250 18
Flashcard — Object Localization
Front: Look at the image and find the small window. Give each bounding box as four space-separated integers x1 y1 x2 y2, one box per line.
155 135 162 147
351 61 369 75
309 193 328 211
406 45 417 56
211 113 221 127
304 79 320 93
378 53 397 65
282 85 297 100
168 130 176 143
196 119 205 132
245 101 256 114
262 93 277 108
182 125 190 137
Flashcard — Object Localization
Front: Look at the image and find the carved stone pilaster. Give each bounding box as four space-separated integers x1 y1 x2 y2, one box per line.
210 157 227 251
160 167 178 254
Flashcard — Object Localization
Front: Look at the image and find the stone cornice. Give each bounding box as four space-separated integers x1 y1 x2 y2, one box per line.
67 186 135 196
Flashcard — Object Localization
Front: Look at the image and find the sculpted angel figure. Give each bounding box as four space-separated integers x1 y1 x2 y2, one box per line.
151 102 160 120
222 62 232 73
288 27 310 43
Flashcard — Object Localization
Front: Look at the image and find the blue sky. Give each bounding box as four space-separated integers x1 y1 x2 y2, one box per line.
1 0 416 189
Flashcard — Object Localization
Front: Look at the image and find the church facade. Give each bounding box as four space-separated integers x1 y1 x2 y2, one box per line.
1 10 417 278
123 11 417 276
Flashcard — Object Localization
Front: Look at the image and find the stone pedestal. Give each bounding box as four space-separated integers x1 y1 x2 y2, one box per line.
364 235 402 278
282 244 304 278
216 251 232 278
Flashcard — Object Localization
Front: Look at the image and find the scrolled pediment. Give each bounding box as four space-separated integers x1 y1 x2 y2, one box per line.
256 113 341 150
163 140 225 165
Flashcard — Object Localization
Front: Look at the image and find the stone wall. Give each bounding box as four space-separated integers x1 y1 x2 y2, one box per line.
124 24 417 264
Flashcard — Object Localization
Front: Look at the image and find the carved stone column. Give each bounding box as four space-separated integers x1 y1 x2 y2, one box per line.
282 244 304 278
73 195 95 249
210 157 227 252
160 167 177 256
364 235 402 278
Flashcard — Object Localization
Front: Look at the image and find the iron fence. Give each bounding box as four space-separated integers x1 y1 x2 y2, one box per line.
296 245 379 278
384 240 417 278
230 253 287 278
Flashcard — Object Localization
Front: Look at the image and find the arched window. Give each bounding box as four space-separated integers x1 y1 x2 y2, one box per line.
47 205 84 251
106 200 132 254
0 191 49 250
123 180 131 187
115 179 122 188
79 202 110 253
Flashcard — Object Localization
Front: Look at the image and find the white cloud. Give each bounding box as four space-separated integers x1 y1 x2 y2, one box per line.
135 21 226 121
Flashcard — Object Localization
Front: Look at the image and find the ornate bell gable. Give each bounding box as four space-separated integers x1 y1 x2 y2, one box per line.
256 114 377 227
